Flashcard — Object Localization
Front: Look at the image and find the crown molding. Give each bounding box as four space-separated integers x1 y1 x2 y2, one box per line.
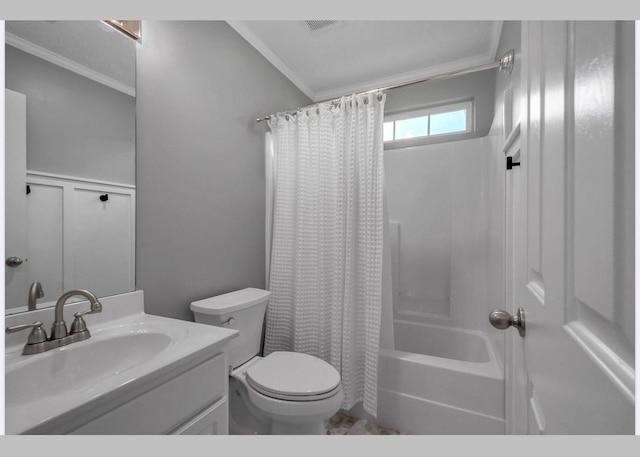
5 32 135 97
226 21 315 101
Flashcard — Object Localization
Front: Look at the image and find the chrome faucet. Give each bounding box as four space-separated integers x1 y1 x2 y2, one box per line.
28 281 44 311
6 288 103 355
51 289 103 339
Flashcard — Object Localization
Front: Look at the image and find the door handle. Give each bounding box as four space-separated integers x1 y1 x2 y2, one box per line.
5 256 24 267
489 307 526 337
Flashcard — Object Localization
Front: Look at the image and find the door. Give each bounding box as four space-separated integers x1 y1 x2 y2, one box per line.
5 88 28 309
505 21 635 434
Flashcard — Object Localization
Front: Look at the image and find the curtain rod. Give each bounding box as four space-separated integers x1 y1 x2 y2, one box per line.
256 49 515 123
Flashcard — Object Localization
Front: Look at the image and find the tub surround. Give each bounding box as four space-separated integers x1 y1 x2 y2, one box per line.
385 137 490 332
5 290 238 435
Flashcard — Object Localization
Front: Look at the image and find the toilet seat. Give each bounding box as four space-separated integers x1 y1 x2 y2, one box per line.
245 351 341 402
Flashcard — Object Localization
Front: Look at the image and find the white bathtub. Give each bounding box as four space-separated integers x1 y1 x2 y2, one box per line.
376 320 505 434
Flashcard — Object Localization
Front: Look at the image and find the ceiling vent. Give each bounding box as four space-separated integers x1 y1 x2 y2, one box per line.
304 21 342 34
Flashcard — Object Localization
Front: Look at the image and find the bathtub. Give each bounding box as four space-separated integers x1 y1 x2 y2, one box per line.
376 320 505 434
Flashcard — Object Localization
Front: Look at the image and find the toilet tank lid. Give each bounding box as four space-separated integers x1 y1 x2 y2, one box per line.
190 288 271 315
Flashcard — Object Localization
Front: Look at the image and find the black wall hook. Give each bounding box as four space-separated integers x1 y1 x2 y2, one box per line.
506 156 521 170
99 194 109 202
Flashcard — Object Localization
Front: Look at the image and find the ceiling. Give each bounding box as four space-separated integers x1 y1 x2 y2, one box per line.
228 21 503 102
5 21 503 103
5 21 136 94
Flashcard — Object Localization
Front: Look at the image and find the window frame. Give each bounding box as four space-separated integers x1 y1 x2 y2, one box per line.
383 100 474 149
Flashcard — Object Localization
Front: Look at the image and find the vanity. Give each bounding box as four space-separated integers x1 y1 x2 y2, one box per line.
5 291 238 434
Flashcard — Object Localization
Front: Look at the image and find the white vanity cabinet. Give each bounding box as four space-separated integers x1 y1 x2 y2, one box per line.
69 352 228 435
170 396 228 435
5 291 238 435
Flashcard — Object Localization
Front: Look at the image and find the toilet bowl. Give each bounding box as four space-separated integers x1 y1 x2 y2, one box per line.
191 288 343 434
231 352 343 434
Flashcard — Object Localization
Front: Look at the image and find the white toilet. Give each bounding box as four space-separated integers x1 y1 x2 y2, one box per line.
191 288 344 435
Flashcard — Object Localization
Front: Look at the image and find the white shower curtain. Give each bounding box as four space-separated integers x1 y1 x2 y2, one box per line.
264 92 386 416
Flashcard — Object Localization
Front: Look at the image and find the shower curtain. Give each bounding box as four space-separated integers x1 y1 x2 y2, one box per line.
264 92 386 416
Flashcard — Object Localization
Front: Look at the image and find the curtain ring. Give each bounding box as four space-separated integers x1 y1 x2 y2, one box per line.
285 115 289 121
364 97 369 104
377 93 383 101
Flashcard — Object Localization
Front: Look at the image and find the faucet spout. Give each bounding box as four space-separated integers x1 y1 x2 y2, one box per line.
51 289 102 340
28 281 44 311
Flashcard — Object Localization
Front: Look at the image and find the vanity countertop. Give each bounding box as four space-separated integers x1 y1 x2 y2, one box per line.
5 291 237 435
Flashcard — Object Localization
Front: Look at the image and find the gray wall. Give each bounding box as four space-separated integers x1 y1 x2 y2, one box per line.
136 21 311 321
5 46 135 185
384 67 496 145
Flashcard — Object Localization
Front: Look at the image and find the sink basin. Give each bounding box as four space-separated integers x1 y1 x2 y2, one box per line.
5 308 238 435
6 332 172 407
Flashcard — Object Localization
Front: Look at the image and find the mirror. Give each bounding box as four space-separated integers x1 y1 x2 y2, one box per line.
5 21 137 314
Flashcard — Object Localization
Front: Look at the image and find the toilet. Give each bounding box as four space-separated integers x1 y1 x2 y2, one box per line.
191 288 344 435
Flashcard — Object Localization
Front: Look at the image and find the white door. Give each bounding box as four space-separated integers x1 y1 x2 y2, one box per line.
502 21 635 434
4 89 28 309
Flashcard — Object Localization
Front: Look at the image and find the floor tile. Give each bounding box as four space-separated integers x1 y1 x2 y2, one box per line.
324 412 405 435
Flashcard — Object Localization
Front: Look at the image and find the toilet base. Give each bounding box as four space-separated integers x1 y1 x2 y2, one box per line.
229 378 329 435
229 376 271 435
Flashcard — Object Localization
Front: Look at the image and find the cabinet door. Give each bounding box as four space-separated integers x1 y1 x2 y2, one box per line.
171 397 228 435
67 354 226 435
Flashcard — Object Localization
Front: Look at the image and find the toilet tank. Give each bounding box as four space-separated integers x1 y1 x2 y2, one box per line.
190 288 271 369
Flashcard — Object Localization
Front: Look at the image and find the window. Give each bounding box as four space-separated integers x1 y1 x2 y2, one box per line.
383 101 473 144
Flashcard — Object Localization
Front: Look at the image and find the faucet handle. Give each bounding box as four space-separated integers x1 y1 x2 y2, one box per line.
70 301 102 335
5 321 48 344
74 301 103 318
